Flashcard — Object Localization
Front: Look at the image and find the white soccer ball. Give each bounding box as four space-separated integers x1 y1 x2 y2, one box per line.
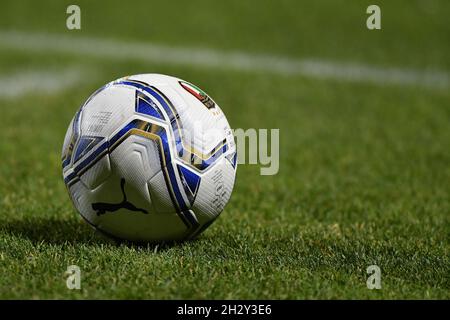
62 74 237 242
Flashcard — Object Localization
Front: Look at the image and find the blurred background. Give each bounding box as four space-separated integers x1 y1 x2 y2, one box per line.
0 0 448 299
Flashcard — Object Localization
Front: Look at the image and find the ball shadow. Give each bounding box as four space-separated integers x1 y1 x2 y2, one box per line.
0 216 192 251
0 217 107 245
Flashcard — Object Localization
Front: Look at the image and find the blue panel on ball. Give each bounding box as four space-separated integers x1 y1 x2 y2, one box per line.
178 165 201 196
135 91 164 120
73 136 103 163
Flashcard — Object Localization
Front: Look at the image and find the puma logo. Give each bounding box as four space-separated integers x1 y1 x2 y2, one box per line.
91 178 148 216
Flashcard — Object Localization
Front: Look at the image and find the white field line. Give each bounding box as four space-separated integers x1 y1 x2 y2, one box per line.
0 68 84 98
0 30 449 89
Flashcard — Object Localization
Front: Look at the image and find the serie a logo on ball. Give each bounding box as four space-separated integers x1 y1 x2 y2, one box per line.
62 74 237 242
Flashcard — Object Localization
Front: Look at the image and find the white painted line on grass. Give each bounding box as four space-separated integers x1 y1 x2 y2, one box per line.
0 30 448 89
0 67 84 99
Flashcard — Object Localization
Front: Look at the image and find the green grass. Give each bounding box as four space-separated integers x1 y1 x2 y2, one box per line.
0 0 449 299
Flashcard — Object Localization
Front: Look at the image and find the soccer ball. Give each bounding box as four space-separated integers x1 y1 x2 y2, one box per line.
61 74 237 242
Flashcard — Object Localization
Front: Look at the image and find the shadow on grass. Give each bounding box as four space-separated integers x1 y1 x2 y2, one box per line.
0 217 108 245
0 217 192 251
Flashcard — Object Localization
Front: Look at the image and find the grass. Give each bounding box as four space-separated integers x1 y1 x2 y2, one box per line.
0 0 449 299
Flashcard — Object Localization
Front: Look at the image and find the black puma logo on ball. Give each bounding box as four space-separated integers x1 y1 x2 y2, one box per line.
91 178 148 216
